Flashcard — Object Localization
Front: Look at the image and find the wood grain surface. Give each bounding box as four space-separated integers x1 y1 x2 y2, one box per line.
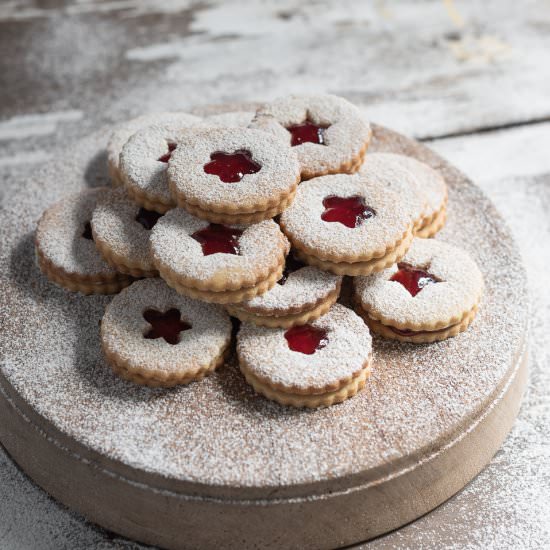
0 1 549 548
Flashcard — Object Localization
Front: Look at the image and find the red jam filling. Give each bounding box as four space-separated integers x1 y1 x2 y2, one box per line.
82 222 93 240
135 207 162 230
278 255 306 286
143 308 191 345
191 224 243 256
157 142 177 163
286 120 328 146
321 195 376 228
390 263 439 297
203 150 261 183
284 324 328 355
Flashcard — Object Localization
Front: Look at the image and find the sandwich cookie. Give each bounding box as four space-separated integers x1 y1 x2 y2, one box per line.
91 188 162 278
35 188 133 294
250 94 372 179
101 278 232 387
150 208 290 304
167 127 300 224
353 238 483 343
227 255 342 328
279 173 415 276
237 304 373 408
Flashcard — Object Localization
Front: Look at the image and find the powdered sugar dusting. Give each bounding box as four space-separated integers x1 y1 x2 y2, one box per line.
238 265 342 315
0 125 528 493
119 115 199 205
102 278 231 373
359 152 427 224
238 304 371 392
280 172 413 261
396 154 448 218
150 208 289 286
167 127 299 211
35 187 118 277
251 94 371 177
91 188 158 272
107 111 200 178
355 238 484 329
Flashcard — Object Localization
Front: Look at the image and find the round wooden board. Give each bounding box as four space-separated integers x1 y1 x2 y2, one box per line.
0 122 529 550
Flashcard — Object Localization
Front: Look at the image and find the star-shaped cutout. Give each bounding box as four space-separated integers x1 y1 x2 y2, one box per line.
203 149 261 183
286 120 329 146
321 195 376 228
390 263 440 297
142 308 191 345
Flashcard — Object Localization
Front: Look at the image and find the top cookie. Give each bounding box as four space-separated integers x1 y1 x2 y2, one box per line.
167 127 300 219
107 112 199 186
354 238 484 331
279 172 414 263
250 94 371 179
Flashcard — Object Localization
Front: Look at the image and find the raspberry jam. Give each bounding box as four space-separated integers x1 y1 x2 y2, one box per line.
135 207 162 230
191 224 243 256
82 222 93 240
203 150 261 183
143 308 191 345
157 142 177 163
278 255 306 286
286 120 328 146
321 195 376 228
284 325 328 355
390 263 439 297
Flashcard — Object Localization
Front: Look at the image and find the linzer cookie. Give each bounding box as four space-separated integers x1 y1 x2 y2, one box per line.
35 188 133 294
119 116 200 213
359 153 427 232
101 278 232 387
237 304 373 408
167 127 300 224
250 94 371 179
91 188 162 278
395 156 448 238
107 112 199 186
150 208 289 303
227 255 342 328
279 173 415 276
353 238 483 343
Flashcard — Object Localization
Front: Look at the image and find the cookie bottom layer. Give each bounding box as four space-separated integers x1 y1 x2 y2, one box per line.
294 229 413 276
180 190 296 225
240 362 371 408
227 290 337 328
358 304 479 344
37 251 133 295
416 205 447 239
103 343 229 388
94 236 158 278
159 262 284 304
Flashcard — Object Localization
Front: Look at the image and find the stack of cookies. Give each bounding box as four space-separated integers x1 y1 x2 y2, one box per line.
35 93 483 408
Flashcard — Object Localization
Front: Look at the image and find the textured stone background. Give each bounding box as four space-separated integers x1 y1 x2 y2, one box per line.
0 1 549 548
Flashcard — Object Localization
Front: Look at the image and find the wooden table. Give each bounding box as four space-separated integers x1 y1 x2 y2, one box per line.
1 1 549 547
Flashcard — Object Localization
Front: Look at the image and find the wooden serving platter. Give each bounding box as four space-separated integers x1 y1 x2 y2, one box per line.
0 122 528 549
